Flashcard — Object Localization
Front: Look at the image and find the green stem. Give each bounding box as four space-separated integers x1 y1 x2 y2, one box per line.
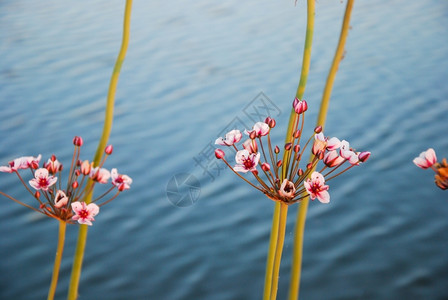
288 1 355 299
262 1 315 298
67 1 133 299
47 220 67 300
263 203 281 300
269 203 289 300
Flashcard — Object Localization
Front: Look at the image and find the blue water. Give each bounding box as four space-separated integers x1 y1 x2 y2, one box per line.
1 1 448 299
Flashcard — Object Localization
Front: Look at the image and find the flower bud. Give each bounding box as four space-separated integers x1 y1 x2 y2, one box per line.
215 149 225 159
285 143 292 151
75 169 81 177
51 154 57 162
105 145 113 155
274 146 280 154
72 181 79 189
265 117 272 124
306 162 313 169
261 163 271 172
35 191 41 199
81 160 91 175
249 131 257 140
293 98 308 114
298 168 304 176
294 144 300 153
277 160 282 167
268 118 276 128
252 170 259 176
73 136 83 147
294 130 301 139
358 151 371 162
314 126 322 134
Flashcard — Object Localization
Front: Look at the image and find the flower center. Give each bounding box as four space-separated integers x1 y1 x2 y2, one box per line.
243 157 254 169
79 209 88 219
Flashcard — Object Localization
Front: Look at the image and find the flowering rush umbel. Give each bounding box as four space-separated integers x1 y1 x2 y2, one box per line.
215 98 370 204
413 148 448 190
0 136 132 225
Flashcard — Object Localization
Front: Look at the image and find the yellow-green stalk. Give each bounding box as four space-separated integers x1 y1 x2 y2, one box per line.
263 1 315 299
67 1 133 299
288 1 355 299
47 220 67 300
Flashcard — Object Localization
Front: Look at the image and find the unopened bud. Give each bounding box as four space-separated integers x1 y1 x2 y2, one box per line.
72 181 79 189
314 126 322 134
118 184 126 192
358 151 371 162
75 169 80 177
51 154 57 162
249 131 257 140
298 168 304 176
35 191 41 199
261 163 271 172
318 151 325 160
285 143 292 151
274 146 280 154
294 144 300 153
252 170 259 176
73 136 83 147
265 117 272 124
277 160 283 167
215 149 225 159
306 163 313 169
294 130 301 139
30 161 39 169
105 145 113 155
268 118 276 128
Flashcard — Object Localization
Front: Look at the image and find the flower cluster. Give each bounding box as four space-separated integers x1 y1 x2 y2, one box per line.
0 136 132 225
215 98 370 205
413 148 448 190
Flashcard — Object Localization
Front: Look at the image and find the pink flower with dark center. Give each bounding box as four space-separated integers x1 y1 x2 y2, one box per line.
304 171 330 203
324 150 345 167
234 150 260 173
413 148 437 169
245 122 270 138
54 190 68 208
71 202 99 226
215 129 242 146
29 168 57 191
279 179 296 199
111 168 132 191
89 167 111 184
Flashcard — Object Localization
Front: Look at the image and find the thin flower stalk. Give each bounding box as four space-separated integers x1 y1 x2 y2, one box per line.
289 1 356 299
47 220 66 300
67 1 133 299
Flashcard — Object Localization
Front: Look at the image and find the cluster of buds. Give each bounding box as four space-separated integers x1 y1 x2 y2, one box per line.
215 98 370 205
0 136 132 225
413 148 448 190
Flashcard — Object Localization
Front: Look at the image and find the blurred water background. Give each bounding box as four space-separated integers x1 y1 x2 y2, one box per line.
1 0 448 299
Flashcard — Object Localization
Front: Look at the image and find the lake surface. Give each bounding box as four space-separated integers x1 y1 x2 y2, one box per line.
1 1 448 299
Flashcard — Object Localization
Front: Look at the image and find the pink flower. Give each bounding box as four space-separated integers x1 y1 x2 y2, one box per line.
326 137 341 150
233 149 260 173
413 148 437 169
323 150 345 167
90 167 111 184
0 154 42 173
215 149 225 159
245 122 270 138
242 139 258 153
279 179 295 199
304 171 330 203
29 168 57 191
44 156 62 174
54 190 68 208
312 133 327 155
340 140 359 165
111 168 132 191
71 202 99 226
215 129 242 146
293 98 308 114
